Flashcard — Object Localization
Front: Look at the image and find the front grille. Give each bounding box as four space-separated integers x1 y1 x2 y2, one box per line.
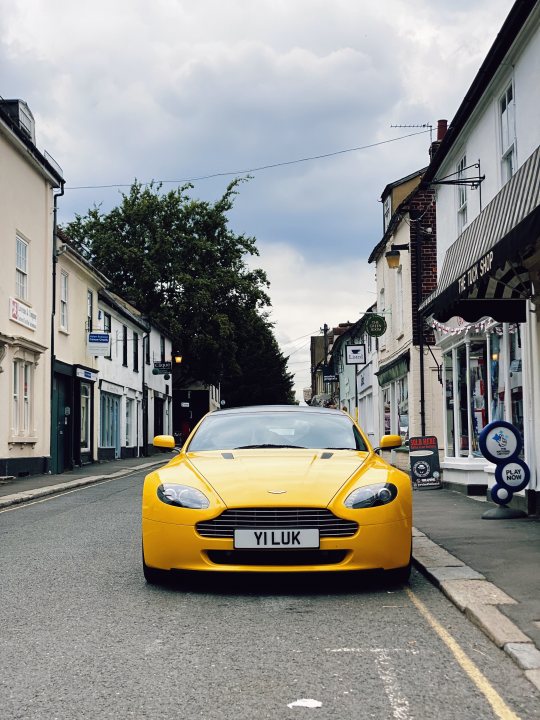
196 508 358 538
207 550 348 566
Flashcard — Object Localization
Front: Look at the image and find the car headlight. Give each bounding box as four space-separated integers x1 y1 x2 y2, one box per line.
344 483 398 509
157 483 210 509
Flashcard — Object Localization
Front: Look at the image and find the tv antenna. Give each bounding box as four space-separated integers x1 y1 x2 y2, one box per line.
391 123 433 143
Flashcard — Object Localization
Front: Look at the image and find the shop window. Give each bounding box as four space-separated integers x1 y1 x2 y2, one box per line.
469 342 487 456
126 398 134 447
457 345 469 456
490 331 504 421
396 375 408 443
444 352 455 456
80 383 91 452
383 386 391 435
509 326 523 449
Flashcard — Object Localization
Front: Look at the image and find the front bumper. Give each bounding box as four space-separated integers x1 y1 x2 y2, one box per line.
142 516 412 573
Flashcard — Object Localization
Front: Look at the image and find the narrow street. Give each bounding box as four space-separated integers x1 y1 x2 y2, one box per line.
1 471 538 720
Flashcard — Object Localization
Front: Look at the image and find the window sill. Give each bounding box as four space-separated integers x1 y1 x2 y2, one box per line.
9 437 38 445
59 328 70 335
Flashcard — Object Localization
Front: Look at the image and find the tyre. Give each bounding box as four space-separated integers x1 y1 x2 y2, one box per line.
384 559 412 586
142 546 167 585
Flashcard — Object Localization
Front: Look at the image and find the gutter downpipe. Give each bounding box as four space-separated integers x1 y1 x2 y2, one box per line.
416 228 426 436
50 181 65 471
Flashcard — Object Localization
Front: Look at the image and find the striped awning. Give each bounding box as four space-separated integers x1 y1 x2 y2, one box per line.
420 145 540 323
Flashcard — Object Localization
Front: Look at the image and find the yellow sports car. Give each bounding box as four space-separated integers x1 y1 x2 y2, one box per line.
142 405 412 585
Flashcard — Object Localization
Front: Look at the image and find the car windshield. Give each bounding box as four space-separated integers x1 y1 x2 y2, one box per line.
187 411 368 452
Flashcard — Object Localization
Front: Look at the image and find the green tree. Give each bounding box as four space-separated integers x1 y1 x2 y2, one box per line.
62 180 294 405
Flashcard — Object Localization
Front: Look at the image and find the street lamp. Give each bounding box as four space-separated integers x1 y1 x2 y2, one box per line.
385 244 410 269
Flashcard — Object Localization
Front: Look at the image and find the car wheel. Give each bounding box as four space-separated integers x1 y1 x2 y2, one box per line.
142 546 166 585
384 558 412 587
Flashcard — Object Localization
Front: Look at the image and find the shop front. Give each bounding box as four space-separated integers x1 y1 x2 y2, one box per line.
420 148 540 511
51 361 98 473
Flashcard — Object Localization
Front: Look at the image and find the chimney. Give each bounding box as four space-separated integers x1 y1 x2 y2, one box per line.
429 119 447 160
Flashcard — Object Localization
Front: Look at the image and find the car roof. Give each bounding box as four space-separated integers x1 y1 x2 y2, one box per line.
215 405 342 416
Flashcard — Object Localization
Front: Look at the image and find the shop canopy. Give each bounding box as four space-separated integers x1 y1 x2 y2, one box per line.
420 146 540 323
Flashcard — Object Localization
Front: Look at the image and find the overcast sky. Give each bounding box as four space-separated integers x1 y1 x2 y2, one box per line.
1 0 516 400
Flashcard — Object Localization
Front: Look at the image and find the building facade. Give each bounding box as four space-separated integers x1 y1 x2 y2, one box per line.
369 167 443 471
420 0 540 511
0 99 64 478
52 238 108 473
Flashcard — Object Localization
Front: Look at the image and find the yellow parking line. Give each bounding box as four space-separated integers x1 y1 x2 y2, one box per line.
406 587 520 720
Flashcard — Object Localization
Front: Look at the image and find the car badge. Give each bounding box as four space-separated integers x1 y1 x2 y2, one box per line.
267 490 287 494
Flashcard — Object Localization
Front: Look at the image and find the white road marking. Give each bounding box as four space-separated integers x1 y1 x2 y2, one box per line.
372 648 412 720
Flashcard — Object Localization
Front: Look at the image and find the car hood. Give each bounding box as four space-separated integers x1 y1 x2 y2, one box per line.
186 449 367 506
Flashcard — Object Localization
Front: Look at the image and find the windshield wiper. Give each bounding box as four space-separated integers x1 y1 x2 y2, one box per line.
234 444 307 449
322 447 357 451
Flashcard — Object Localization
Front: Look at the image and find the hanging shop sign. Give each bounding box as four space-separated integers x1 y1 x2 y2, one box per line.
87 332 110 356
409 436 442 489
345 344 366 365
365 314 387 337
322 366 338 383
153 361 172 375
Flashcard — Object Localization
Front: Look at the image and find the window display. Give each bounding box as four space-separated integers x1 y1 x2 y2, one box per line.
442 323 525 460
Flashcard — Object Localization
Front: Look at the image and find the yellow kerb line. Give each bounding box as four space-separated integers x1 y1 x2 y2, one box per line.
406 587 520 720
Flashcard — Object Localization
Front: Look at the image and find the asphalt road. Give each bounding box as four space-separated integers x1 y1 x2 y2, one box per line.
1 470 538 720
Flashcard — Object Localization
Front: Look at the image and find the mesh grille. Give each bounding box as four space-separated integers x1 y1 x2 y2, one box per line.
206 550 348 566
196 508 358 538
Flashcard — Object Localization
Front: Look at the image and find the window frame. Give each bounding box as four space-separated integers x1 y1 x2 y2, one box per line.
60 270 69 331
16 235 29 301
122 325 128 367
133 331 139 372
87 290 93 332
456 155 468 233
499 81 516 185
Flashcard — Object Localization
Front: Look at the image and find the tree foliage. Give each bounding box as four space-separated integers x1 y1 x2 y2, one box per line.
62 180 294 405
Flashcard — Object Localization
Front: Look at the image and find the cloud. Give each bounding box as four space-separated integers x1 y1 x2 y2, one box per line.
1 0 517 400
252 242 376 401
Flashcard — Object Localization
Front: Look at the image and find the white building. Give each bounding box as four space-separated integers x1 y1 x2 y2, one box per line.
420 0 540 512
96 290 149 460
144 324 173 450
0 99 64 478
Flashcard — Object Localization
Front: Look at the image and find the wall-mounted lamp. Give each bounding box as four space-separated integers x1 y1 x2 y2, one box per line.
174 354 183 364
385 243 410 269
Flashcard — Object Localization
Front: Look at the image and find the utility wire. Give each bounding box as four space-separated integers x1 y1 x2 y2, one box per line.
66 130 431 190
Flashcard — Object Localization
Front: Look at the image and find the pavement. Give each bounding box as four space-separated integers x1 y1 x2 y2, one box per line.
1 457 539 691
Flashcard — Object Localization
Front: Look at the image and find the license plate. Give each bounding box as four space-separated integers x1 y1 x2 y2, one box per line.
234 528 320 549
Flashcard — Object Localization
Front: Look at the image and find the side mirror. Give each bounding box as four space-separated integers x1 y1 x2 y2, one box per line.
153 434 176 449
379 434 403 450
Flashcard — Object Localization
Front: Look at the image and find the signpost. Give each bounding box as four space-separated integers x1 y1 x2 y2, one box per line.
409 436 442 489
479 421 528 518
